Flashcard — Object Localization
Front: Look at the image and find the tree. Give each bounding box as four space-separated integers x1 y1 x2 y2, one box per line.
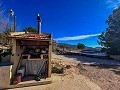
23 26 37 33
0 1 8 32
3 26 12 35
0 25 13 44
77 43 85 50
0 1 9 44
98 7 120 55
58 44 66 51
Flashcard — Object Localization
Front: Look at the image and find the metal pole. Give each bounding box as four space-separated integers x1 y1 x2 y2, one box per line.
14 16 16 32
9 16 13 31
38 21 40 34
38 21 41 34
37 14 42 34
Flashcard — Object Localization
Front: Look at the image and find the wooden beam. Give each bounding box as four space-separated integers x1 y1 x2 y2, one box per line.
48 41 52 77
3 80 52 89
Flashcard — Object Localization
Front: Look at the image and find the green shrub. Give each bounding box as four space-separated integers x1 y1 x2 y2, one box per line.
2 51 11 57
52 66 63 74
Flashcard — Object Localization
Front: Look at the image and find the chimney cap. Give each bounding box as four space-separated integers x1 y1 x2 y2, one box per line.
37 14 42 22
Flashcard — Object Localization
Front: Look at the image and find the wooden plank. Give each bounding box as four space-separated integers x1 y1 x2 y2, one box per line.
3 80 52 89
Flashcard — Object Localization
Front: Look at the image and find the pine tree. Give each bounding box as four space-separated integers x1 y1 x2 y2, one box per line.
98 7 120 55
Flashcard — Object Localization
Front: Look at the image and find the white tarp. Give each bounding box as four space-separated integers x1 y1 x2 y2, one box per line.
20 60 47 75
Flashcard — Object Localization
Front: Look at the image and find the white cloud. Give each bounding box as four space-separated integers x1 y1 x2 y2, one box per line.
55 34 100 41
106 0 120 9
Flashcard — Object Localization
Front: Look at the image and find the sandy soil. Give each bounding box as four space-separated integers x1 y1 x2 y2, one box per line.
9 54 102 90
61 54 120 90
78 63 120 90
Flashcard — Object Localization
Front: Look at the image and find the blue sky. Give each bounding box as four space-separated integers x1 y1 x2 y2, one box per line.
3 0 118 47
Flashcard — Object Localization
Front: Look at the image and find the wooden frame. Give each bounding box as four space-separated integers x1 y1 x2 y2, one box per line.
11 38 52 78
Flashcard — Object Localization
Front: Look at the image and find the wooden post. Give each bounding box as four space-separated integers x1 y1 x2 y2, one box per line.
48 41 52 77
10 39 17 75
11 39 16 64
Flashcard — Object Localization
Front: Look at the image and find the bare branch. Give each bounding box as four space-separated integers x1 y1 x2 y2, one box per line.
0 0 8 32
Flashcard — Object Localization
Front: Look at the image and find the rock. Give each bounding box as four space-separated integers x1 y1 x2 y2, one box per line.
65 65 71 69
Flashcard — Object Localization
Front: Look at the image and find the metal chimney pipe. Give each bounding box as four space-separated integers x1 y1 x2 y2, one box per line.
9 9 16 32
37 14 42 34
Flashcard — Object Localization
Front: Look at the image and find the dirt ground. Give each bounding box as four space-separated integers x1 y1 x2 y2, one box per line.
78 63 120 90
8 54 102 90
51 54 120 90
61 54 120 90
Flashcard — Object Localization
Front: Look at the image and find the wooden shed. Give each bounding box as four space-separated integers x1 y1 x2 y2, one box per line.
0 32 51 88
0 14 53 89
9 32 52 77
0 32 52 89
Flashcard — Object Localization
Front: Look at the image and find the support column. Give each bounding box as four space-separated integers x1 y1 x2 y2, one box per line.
48 41 52 77
11 39 16 64
10 39 17 75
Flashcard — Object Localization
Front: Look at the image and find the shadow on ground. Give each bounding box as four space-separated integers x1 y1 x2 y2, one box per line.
110 69 120 75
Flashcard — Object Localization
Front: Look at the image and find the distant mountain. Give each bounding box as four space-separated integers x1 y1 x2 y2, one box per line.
57 43 102 51
84 46 102 51
58 43 77 50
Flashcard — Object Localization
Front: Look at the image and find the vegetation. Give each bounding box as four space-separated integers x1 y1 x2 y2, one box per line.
23 26 37 33
52 66 63 74
58 43 78 51
35 75 41 81
3 26 12 35
98 7 120 55
59 44 65 51
0 1 8 32
77 43 85 50
0 49 11 62
0 26 13 44
0 1 10 44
